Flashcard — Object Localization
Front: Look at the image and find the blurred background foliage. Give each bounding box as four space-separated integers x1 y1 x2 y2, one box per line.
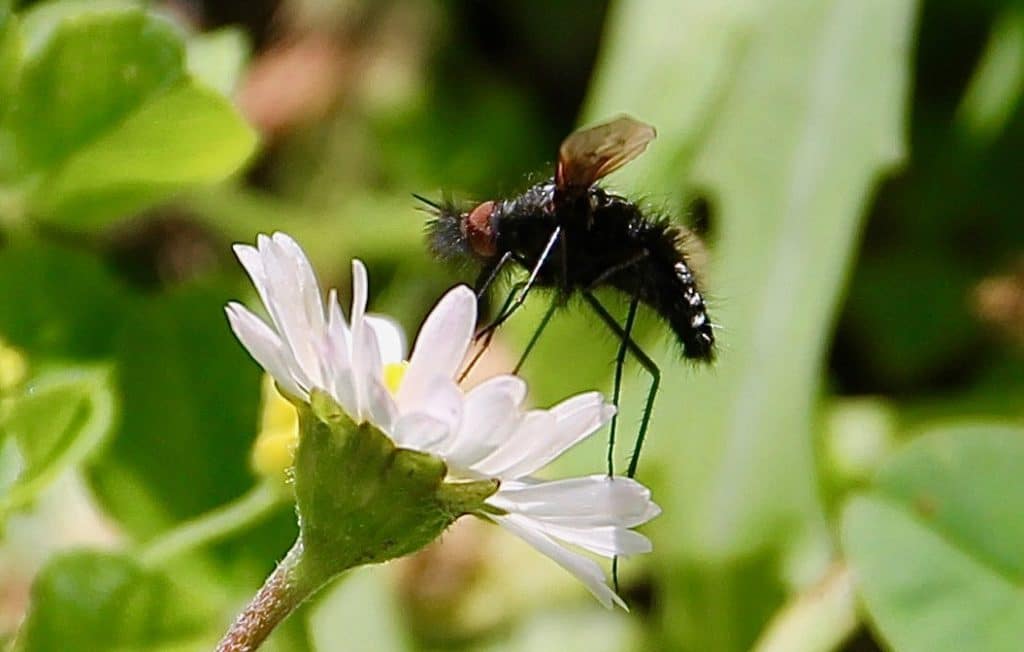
1 0 1023 650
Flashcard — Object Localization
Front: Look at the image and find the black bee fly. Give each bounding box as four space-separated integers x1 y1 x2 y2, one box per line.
420 115 715 480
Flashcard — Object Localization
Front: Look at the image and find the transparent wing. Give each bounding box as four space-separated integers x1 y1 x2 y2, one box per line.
556 116 656 191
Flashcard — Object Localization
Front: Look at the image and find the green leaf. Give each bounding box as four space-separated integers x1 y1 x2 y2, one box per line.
32 78 258 227
308 569 413 652
667 0 916 559
88 284 263 538
186 27 249 96
579 1 918 650
582 0 762 197
841 425 1024 652
9 2 185 172
0 364 116 518
0 240 132 359
12 550 208 652
0 0 19 109
2 1 256 228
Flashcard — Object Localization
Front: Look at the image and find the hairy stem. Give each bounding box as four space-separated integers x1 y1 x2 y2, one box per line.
216 541 316 652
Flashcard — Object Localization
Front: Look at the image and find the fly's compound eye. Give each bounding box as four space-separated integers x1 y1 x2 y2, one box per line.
463 200 498 258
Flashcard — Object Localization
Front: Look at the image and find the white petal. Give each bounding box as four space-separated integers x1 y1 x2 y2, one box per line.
471 392 614 479
364 376 397 433
492 476 661 528
326 289 352 347
259 235 324 385
441 375 527 469
233 244 272 311
225 303 305 399
487 513 625 610
392 412 450 450
399 376 463 446
349 260 372 419
350 260 369 330
537 522 652 557
365 315 406 365
272 232 327 339
470 409 555 478
353 309 385 423
500 393 614 479
397 286 475 410
323 289 358 415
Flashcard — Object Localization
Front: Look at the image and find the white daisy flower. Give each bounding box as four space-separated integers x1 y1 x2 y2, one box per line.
225 232 660 609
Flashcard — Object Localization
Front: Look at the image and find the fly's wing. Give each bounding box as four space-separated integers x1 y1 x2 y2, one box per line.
555 116 656 191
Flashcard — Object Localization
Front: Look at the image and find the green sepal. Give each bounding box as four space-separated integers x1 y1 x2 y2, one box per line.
292 390 498 587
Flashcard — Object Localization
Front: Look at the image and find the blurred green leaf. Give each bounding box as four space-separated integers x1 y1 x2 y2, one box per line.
841 425 1024 652
9 2 183 171
32 78 257 227
582 1 917 649
88 285 262 539
583 0 761 198
0 364 116 519
661 0 915 560
12 550 208 652
478 607 636 652
186 27 250 96
1 1 255 228
956 7 1024 146
0 240 132 359
308 569 412 652
0 0 18 107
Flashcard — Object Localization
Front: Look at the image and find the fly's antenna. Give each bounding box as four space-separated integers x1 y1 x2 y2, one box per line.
412 193 442 211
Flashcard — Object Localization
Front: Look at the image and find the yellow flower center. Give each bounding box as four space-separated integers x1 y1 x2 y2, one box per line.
383 361 408 394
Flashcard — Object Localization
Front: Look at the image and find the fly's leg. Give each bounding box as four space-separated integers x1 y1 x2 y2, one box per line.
607 294 640 476
459 228 562 381
513 298 559 374
583 292 661 592
582 292 660 479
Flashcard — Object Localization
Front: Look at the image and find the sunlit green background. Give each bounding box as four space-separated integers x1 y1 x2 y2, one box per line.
2 0 1024 650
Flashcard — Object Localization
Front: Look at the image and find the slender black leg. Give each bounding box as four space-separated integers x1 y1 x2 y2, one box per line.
459 281 525 382
608 294 640 476
583 292 660 592
513 298 559 374
473 251 513 298
582 292 661 479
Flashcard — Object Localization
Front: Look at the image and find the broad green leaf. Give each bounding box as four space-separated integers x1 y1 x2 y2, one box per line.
579 1 917 650
2 1 256 228
9 3 185 172
186 27 249 96
12 550 208 652
88 285 263 538
32 78 257 227
842 425 1024 652
0 240 132 359
582 0 762 197
660 0 916 561
0 364 116 518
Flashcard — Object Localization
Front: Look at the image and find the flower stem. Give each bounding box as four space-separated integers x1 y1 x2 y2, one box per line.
216 541 316 652
137 482 285 568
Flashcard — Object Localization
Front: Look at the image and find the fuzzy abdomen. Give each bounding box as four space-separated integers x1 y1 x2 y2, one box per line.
609 221 715 361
